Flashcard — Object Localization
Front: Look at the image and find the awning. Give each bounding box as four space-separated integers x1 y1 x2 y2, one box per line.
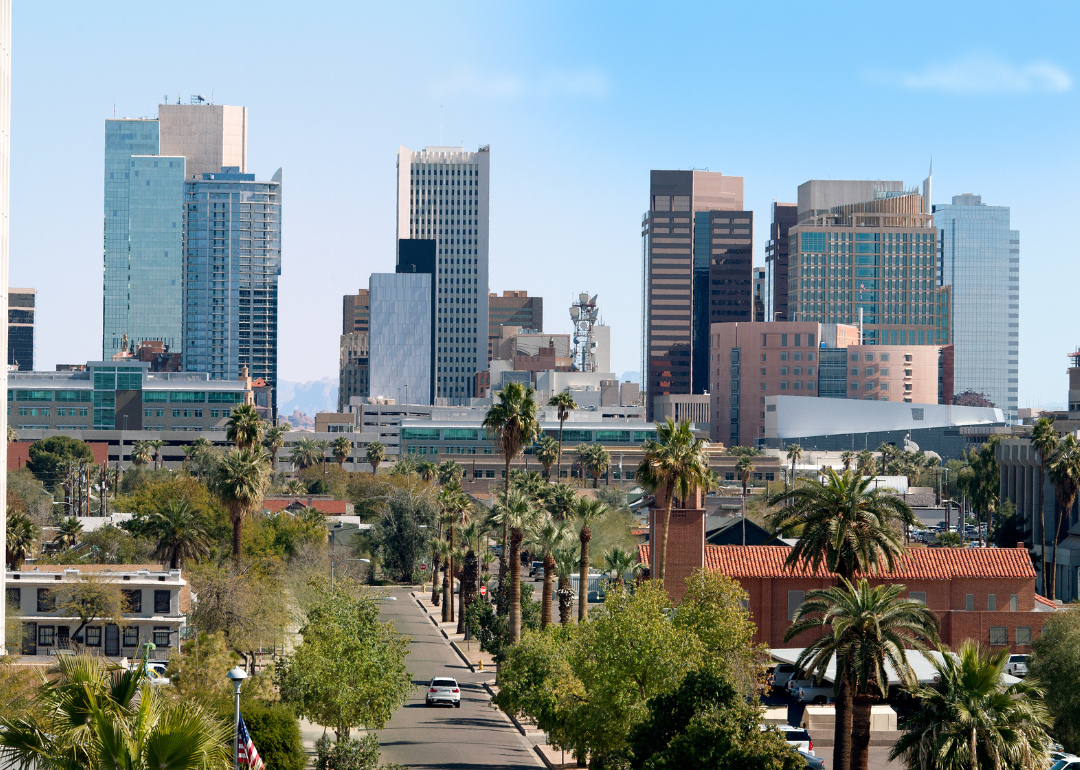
770 648 1020 686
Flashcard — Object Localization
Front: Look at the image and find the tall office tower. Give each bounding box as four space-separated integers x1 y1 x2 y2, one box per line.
397 145 489 404
752 268 766 322
488 290 542 363
641 170 749 418
368 272 432 404
182 167 282 417
7 287 34 370
787 178 950 349
0 0 11 654
935 194 1019 422
103 102 248 359
338 288 370 411
764 202 797 321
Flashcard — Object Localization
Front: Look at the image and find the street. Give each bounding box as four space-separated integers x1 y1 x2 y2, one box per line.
374 587 544 770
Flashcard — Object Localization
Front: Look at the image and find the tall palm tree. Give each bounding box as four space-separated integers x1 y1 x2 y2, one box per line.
0 651 231 769
536 435 560 481
553 544 579 625
573 497 609 622
578 443 611 488
488 490 538 641
767 468 918 770
130 440 153 468
841 450 855 471
147 439 165 470
786 443 803 484
6 512 40 569
635 418 710 583
288 437 323 473
285 478 308 496
877 442 895 476
417 460 437 483
546 483 578 522
457 520 481 634
483 381 541 595
437 459 464 486
1031 416 1058 591
331 435 352 468
531 514 572 629
736 453 756 497
602 545 640 588
787 579 940 770
438 487 463 624
211 448 270 563
856 449 875 475
890 641 1052 770
366 440 385 475
146 499 211 570
436 531 453 622
225 403 264 450
1046 433 1080 600
263 422 291 470
549 391 577 481
53 516 82 550
183 437 218 479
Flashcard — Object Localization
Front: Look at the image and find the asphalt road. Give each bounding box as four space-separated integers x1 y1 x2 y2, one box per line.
375 587 544 770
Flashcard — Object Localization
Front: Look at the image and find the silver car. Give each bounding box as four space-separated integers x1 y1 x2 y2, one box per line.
1006 654 1029 678
426 677 461 708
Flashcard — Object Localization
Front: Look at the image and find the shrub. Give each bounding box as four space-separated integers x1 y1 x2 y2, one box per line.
221 701 305 770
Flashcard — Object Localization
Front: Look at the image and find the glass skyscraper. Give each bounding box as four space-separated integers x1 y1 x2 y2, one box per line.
935 194 1019 421
182 168 282 417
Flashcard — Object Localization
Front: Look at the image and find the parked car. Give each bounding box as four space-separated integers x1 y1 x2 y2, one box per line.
145 668 171 686
769 663 796 690
1050 758 1080 770
797 682 836 705
528 561 544 577
1006 654 1029 678
426 677 461 708
785 675 817 698
798 747 825 769
761 724 814 754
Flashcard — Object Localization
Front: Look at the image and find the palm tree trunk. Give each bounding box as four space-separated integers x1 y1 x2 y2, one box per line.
969 724 977 770
578 529 591 623
850 693 874 770
458 550 476 635
231 518 243 565
556 417 565 481
558 575 572 625
431 551 441 606
497 457 512 612
448 530 455 623
833 675 853 770
656 479 675 583
541 552 555 629
1038 464 1045 594
441 553 452 623
509 528 524 642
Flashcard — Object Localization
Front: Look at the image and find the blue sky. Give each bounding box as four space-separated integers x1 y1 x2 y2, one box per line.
11 2 1079 407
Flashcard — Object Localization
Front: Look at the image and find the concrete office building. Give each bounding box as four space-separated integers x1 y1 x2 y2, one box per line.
709 320 954 447
343 289 370 334
103 102 248 360
787 179 950 349
8 287 34 370
0 0 11 655
488 290 542 363
182 167 281 418
753 267 766 322
339 289 370 411
641 170 751 419
935 194 1019 422
765 202 797 322
397 145 490 404
368 272 432 405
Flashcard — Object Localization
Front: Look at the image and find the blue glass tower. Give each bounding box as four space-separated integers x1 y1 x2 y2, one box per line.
182 168 282 417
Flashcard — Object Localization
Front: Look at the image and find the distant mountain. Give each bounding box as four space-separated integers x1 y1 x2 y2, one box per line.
278 377 338 416
619 371 640 384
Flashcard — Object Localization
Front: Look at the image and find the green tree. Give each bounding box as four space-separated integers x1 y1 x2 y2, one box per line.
602 545 640 588
554 544 579 625
736 453 756 497
211 448 270 562
187 563 289 665
366 440 385 475
578 443 611 488
226 403 265 450
184 437 221 479
488 489 539 641
537 435 560 481
786 443 803 482
53 515 83 550
263 422 291 470
856 448 875 475
26 435 95 491
130 439 154 468
1046 433 1080 600
1031 416 1058 586
0 651 231 769
890 640 1052 770
635 418 710 583
227 701 305 770
332 435 353 468
573 496 609 622
146 498 211 569
370 485 436 583
5 511 40 569
841 450 855 470
288 436 323 472
436 459 463 486
275 587 413 740
146 438 165 470
50 572 130 645
1029 607 1080 753
531 514 573 628
549 391 577 480
787 579 940 770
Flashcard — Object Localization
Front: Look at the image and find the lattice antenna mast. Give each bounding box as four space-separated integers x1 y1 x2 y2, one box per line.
569 292 599 373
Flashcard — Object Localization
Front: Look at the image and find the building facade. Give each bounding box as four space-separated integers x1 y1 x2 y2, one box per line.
368 272 432 405
343 289 370 334
181 167 281 418
642 170 748 419
8 286 34 370
765 202 797 322
488 290 542 364
397 145 490 404
0 0 11 655
935 194 1019 422
338 332 369 412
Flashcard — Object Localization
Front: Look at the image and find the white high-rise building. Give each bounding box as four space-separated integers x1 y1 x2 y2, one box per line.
0 0 12 655
396 145 489 404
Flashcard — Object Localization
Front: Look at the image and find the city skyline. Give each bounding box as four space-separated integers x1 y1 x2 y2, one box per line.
8 3 1080 410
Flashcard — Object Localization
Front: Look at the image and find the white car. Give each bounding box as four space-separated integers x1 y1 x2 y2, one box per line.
1006 654 1029 678
426 677 461 708
1050 759 1080 770
769 664 796 690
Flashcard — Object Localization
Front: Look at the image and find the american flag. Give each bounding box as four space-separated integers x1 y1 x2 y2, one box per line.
237 715 264 770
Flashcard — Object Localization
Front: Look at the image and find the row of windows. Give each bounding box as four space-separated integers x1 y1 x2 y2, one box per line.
33 624 172 648
787 589 1023 620
21 587 172 614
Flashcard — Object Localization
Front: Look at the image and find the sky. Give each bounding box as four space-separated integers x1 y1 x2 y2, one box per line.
10 1 1080 408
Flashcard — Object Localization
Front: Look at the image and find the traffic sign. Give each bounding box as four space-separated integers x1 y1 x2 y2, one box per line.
420 563 427 571
479 585 487 596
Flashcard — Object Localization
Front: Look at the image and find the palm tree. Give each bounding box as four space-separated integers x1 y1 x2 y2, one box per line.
436 532 453 621
1031 416 1058 591
489 490 538 641
211 448 270 563
840 450 855 471
263 422 291 470
366 440 385 475
146 499 211 569
288 437 323 473
635 418 710 583
226 403 264 450
285 478 308 496
483 381 541 595
53 516 83 550
786 443 803 484
573 497 609 622
877 442 894 476
549 391 577 481
546 483 578 522
0 651 231 769
856 448 875 475
6 512 40 569
578 443 611 488
787 579 940 770
130 440 153 468
531 514 572 629
417 460 437 483
735 453 756 497
437 488 462 624
183 437 218 479
331 435 352 468
457 520 481 634
1046 433 1080 600
553 544 579 625
536 435 560 480
435 459 462 486
890 641 1052 770
147 439 165 470
602 545 640 588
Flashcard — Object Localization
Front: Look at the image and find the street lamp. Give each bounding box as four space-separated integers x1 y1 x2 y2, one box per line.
330 557 370 591
226 666 248 770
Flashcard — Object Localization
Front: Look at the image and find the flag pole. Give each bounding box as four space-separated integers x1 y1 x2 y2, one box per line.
226 667 248 770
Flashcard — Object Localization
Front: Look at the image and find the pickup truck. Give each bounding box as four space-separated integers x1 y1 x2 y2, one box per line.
769 663 796 690
797 682 836 704
785 675 818 698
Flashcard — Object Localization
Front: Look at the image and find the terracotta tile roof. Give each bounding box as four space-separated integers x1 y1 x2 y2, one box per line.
1034 594 1058 608
636 544 1035 580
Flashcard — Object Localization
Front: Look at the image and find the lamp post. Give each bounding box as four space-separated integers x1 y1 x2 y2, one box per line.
226 666 248 770
330 557 370 591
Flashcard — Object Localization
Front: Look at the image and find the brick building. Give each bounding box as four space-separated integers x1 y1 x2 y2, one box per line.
641 502 1055 653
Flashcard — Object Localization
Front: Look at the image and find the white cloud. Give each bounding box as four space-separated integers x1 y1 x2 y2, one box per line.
434 68 608 100
868 55 1071 94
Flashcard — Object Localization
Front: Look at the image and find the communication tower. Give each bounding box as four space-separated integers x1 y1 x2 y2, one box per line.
569 292 600 372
